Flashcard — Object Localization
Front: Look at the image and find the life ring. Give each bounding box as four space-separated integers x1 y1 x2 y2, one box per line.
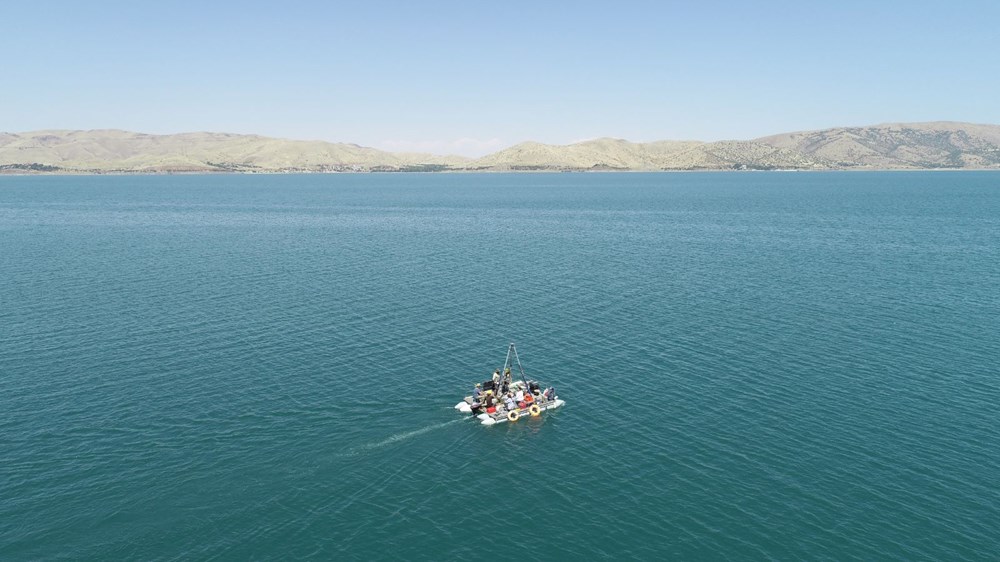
529 404 541 417
507 410 520 422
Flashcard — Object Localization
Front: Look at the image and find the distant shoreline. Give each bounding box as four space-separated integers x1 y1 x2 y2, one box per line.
3 167 999 177
4 122 1000 173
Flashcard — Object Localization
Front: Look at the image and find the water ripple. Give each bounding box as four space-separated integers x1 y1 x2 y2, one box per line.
1 172 998 560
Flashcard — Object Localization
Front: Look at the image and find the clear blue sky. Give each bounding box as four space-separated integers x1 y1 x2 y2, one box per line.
3 0 998 156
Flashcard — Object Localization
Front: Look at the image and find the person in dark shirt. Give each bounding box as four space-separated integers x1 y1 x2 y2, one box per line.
473 383 482 401
504 371 513 394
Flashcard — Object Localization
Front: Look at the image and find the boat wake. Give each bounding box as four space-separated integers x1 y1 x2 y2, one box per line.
341 419 463 457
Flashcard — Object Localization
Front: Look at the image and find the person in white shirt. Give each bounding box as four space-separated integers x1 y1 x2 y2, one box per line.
504 393 517 412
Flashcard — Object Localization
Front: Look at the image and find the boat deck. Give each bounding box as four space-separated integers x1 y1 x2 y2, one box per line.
456 380 564 425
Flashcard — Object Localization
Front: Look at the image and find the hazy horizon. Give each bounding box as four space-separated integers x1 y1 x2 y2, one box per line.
4 1 999 156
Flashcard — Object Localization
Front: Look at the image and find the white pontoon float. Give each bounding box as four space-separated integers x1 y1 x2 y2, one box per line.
454 343 564 425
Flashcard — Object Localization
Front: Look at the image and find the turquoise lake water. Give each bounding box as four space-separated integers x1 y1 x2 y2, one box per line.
1 172 998 560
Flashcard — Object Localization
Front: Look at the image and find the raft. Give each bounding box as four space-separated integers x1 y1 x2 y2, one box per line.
453 343 564 425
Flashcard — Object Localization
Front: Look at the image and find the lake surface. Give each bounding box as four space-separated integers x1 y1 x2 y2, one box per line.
1 172 998 560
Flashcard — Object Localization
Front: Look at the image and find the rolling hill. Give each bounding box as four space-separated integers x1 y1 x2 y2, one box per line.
0 129 468 173
2 122 999 173
755 122 1000 169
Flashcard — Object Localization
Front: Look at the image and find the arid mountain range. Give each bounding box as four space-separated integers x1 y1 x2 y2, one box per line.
2 122 1000 173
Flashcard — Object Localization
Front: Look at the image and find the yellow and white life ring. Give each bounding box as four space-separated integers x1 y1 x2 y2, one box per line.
507 409 520 422
529 404 541 417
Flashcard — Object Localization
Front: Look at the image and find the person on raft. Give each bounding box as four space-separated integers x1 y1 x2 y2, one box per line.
504 392 517 412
